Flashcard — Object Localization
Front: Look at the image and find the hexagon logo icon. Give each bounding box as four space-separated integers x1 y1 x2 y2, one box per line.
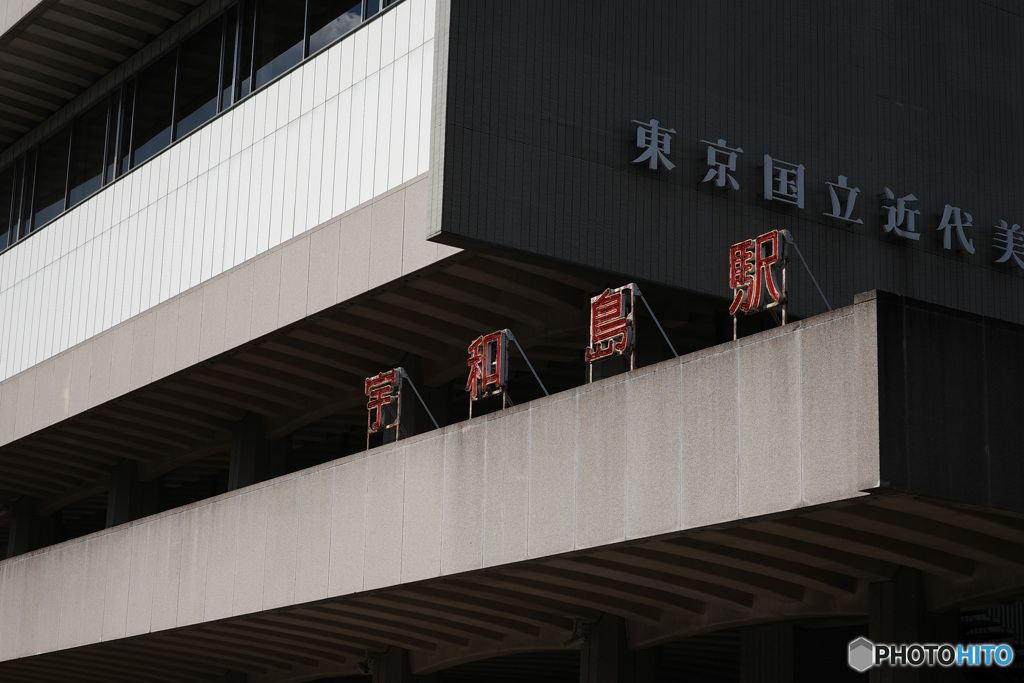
848 637 875 672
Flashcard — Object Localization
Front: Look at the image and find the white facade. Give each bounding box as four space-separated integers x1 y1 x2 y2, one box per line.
0 0 437 383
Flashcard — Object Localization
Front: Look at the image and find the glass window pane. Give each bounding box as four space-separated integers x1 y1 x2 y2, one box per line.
119 82 135 176
176 20 223 139
131 51 176 168
68 100 108 207
308 0 361 55
222 7 238 108
18 156 33 240
238 0 255 98
105 90 120 183
253 0 304 90
0 166 14 251
32 127 71 230
365 0 380 20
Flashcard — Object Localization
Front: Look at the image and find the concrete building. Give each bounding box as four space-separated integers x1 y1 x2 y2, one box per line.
0 1 1021 681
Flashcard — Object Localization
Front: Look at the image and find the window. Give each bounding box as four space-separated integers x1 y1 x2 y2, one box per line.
0 0 405 250
18 156 33 240
221 6 238 109
118 83 135 176
131 52 176 168
238 0 256 99
31 127 70 231
0 166 14 251
175 20 223 139
68 100 109 207
253 0 305 89
308 0 362 56
105 90 121 183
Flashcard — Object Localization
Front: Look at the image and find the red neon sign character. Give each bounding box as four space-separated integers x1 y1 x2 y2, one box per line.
729 230 784 315
584 286 635 363
466 330 508 401
365 369 400 433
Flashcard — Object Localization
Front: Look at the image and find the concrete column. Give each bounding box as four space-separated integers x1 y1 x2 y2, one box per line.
229 413 291 489
106 459 161 528
740 623 794 683
580 615 658 683
869 568 959 683
267 433 291 479
6 497 37 558
6 496 60 557
229 412 268 490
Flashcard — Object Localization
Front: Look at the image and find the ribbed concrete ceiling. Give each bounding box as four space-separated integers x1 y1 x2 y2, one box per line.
0 251 723 546
0 0 205 152
0 494 1022 681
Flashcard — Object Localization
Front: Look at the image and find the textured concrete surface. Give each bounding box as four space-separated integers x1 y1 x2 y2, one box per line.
0 174 451 451
0 297 881 661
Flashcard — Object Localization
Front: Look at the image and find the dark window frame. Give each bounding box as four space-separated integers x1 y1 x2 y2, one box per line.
0 0 405 253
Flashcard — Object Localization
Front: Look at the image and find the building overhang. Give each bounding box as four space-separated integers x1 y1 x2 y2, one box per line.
0 0 206 152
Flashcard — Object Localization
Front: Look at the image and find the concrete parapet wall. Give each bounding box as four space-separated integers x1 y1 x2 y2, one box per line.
0 296 880 661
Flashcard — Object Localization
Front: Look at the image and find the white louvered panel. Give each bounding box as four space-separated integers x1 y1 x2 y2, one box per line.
339 37 355 93
295 113 314 239
374 63 394 198
235 145 254 265
359 74 380 206
410 0 427 46
419 39 434 175
255 137 274 257
277 120 299 244
226 153 244 269
212 161 229 279
299 59 316 118
404 45 424 181
389 55 409 190
288 68 303 123
193 172 212 287
352 26 369 84
381 5 398 68
276 78 291 134
0 0 438 383
306 103 326 229
320 96 340 225
267 131 286 250
366 16 383 75
346 81 366 213
118 217 131 324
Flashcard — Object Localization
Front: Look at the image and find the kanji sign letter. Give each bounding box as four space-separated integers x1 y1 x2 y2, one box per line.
466 330 509 401
729 230 786 315
365 369 402 434
585 285 636 363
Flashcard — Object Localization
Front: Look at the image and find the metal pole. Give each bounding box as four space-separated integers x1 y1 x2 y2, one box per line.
507 331 549 396
635 286 678 357
781 261 788 326
782 230 832 312
400 369 440 430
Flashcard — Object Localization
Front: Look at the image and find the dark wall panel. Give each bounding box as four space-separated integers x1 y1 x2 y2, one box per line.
438 0 1024 323
877 292 1024 511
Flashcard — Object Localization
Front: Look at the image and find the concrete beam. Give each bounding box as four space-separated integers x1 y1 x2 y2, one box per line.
0 297 882 662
